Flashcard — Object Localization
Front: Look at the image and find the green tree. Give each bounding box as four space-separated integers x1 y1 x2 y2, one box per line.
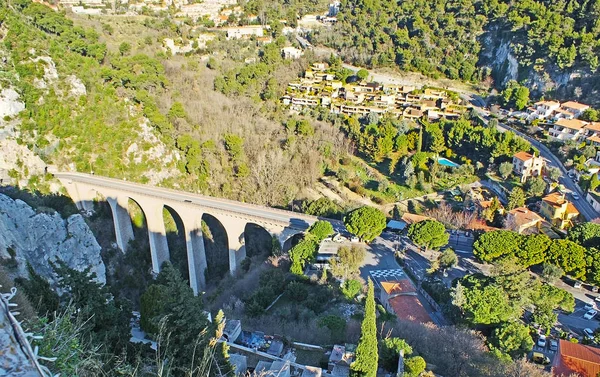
118 41 131 56
547 167 561 182
379 337 413 371
341 279 363 299
499 161 513 179
567 222 600 248
547 239 587 279
514 86 530 110
319 315 347 343
507 187 526 210
525 177 547 197
356 69 369 80
456 275 517 325
438 248 458 270
308 220 334 241
491 322 533 357
330 245 367 279
289 238 319 275
350 279 378 377
407 220 449 251
404 356 426 377
540 263 564 284
473 230 522 262
15 263 60 317
344 206 387 242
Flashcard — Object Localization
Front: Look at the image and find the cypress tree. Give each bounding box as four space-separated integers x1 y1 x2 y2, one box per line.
350 279 378 377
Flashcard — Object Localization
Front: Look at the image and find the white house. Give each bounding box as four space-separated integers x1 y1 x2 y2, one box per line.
587 191 600 213
281 46 303 59
561 101 590 118
225 26 264 40
549 118 587 141
531 100 560 120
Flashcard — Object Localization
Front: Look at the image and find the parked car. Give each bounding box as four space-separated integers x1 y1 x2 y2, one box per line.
550 339 558 351
574 281 583 289
584 328 595 340
332 233 345 243
585 301 596 311
532 352 550 365
572 193 580 200
350 236 360 243
593 286 600 293
595 296 600 303
538 334 547 348
584 309 598 320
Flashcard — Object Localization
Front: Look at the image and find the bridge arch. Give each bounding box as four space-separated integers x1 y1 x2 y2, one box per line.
201 213 231 284
163 205 190 283
244 223 273 258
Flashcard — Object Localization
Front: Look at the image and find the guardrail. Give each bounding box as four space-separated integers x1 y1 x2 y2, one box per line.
1 286 56 377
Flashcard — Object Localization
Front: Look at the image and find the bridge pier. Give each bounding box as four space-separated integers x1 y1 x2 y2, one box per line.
175 210 207 295
212 214 247 275
106 196 135 252
136 199 170 274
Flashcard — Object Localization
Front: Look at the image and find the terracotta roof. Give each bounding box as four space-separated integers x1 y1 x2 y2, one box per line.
585 122 600 133
554 108 575 116
562 101 590 110
566 202 580 216
543 192 569 207
381 280 415 295
588 136 600 144
553 339 600 377
513 151 535 161
478 200 493 209
388 295 433 324
556 118 587 130
507 207 543 227
535 100 560 107
400 213 433 225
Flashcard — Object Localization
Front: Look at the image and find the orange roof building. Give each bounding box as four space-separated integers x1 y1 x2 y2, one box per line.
370 269 433 324
540 192 579 229
553 339 600 377
555 118 587 130
506 207 543 234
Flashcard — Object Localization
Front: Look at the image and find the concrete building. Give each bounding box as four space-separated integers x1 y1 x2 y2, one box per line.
512 151 545 183
328 344 354 376
549 118 587 141
255 360 291 377
229 354 248 376
587 191 600 212
506 207 543 234
301 366 322 377
223 319 242 342
560 101 590 118
540 192 579 229
532 100 561 119
225 26 264 39
281 46 303 59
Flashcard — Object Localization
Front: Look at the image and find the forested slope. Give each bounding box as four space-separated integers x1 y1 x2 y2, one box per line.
311 0 600 101
0 0 348 207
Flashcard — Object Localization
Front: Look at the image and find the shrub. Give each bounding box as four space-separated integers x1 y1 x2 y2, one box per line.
341 279 362 300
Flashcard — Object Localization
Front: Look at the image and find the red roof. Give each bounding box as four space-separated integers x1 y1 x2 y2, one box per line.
553 339 600 377
388 295 433 324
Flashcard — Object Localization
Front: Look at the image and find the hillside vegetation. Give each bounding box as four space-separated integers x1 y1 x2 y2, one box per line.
310 0 600 98
1 0 349 208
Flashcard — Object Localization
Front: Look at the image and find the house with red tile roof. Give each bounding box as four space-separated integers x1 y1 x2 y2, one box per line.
553 339 600 376
512 151 545 183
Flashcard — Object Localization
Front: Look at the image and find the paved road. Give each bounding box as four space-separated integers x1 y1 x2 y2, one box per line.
55 172 346 230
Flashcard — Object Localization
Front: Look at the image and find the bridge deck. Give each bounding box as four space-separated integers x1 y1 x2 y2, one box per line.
55 172 332 229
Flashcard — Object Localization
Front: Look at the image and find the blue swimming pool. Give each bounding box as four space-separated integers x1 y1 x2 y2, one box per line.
437 157 460 168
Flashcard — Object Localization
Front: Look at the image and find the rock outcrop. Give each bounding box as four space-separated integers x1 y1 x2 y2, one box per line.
0 194 105 284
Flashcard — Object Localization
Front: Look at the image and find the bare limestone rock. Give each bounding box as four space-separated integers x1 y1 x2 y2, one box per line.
0 194 105 284
0 88 25 119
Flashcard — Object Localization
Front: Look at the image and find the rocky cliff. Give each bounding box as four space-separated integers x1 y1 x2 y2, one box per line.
0 193 105 284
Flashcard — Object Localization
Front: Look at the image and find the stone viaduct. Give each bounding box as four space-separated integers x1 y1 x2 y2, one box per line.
55 172 330 295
